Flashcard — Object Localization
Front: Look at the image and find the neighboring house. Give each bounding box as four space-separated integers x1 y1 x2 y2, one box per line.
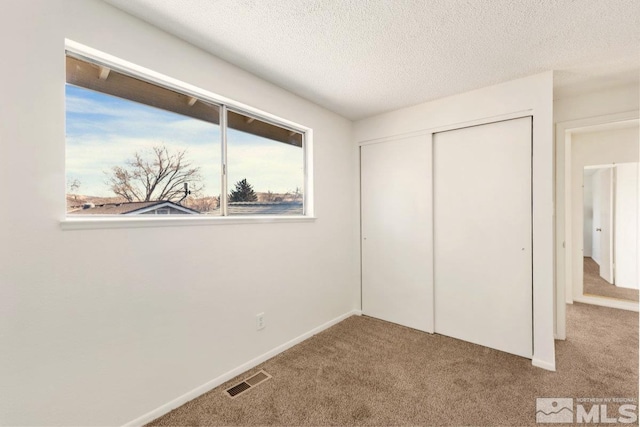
68 200 303 216
228 201 303 216
68 200 200 215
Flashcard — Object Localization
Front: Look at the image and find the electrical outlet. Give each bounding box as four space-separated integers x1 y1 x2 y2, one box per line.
256 312 265 330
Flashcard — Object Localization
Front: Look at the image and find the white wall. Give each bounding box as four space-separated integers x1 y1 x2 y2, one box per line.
0 1 358 425
570 127 639 298
583 173 593 258
615 162 639 289
555 83 640 124
354 72 556 371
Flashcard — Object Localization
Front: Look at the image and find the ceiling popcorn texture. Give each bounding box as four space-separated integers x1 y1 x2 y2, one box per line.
103 0 640 120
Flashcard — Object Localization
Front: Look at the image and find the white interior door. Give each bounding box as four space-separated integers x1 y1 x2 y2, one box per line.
597 168 614 284
614 162 638 289
592 170 603 264
434 117 532 358
361 135 432 332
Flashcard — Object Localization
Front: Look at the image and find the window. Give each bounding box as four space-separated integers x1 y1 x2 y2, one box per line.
226 110 304 216
65 47 308 220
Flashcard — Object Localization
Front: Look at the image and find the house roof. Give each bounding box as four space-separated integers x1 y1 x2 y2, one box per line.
67 200 303 216
68 201 200 215
227 202 303 216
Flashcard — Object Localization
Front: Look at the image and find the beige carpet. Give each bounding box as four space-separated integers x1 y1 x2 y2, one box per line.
149 303 638 426
584 257 639 302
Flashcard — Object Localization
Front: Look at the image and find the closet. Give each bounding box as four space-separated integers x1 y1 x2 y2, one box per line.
361 117 533 358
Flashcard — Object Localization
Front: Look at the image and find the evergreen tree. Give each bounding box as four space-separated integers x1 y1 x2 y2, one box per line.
229 178 257 202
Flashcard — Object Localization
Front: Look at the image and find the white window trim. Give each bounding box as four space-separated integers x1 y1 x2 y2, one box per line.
61 40 314 229
61 215 316 231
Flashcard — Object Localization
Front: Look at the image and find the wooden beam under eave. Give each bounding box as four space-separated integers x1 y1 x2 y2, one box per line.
228 110 303 147
66 55 302 147
67 56 220 126
98 66 110 80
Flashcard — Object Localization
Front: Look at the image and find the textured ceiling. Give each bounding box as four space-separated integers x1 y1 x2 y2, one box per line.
103 0 640 120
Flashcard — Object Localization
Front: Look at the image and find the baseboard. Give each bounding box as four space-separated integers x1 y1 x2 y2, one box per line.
532 358 556 372
122 309 361 427
574 296 639 312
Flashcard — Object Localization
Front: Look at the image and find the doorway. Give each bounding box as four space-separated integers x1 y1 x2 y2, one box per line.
555 115 639 340
582 163 639 302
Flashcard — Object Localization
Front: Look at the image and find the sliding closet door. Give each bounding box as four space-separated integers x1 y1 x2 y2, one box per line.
434 117 532 358
361 135 432 332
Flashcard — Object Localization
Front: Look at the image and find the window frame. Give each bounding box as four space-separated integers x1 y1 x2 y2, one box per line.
61 40 314 230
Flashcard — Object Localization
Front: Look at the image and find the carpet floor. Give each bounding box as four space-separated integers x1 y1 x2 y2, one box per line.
583 257 639 302
149 303 638 426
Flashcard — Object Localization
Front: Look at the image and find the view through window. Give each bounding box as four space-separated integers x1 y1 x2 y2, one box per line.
65 53 306 218
227 110 304 216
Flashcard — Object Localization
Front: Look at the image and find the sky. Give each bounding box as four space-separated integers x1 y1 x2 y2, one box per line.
65 84 303 198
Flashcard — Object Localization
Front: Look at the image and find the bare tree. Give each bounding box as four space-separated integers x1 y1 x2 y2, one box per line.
283 187 303 202
66 177 82 203
292 187 303 201
185 196 219 213
68 178 81 193
262 191 277 202
106 145 203 202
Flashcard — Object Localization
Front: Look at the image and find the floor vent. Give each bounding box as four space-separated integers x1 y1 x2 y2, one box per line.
224 370 272 398
246 371 270 386
226 381 251 397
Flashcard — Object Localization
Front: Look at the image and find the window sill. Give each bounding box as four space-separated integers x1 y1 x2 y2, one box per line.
60 215 317 230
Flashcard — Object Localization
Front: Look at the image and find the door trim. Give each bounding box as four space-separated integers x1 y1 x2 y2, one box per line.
358 110 532 146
